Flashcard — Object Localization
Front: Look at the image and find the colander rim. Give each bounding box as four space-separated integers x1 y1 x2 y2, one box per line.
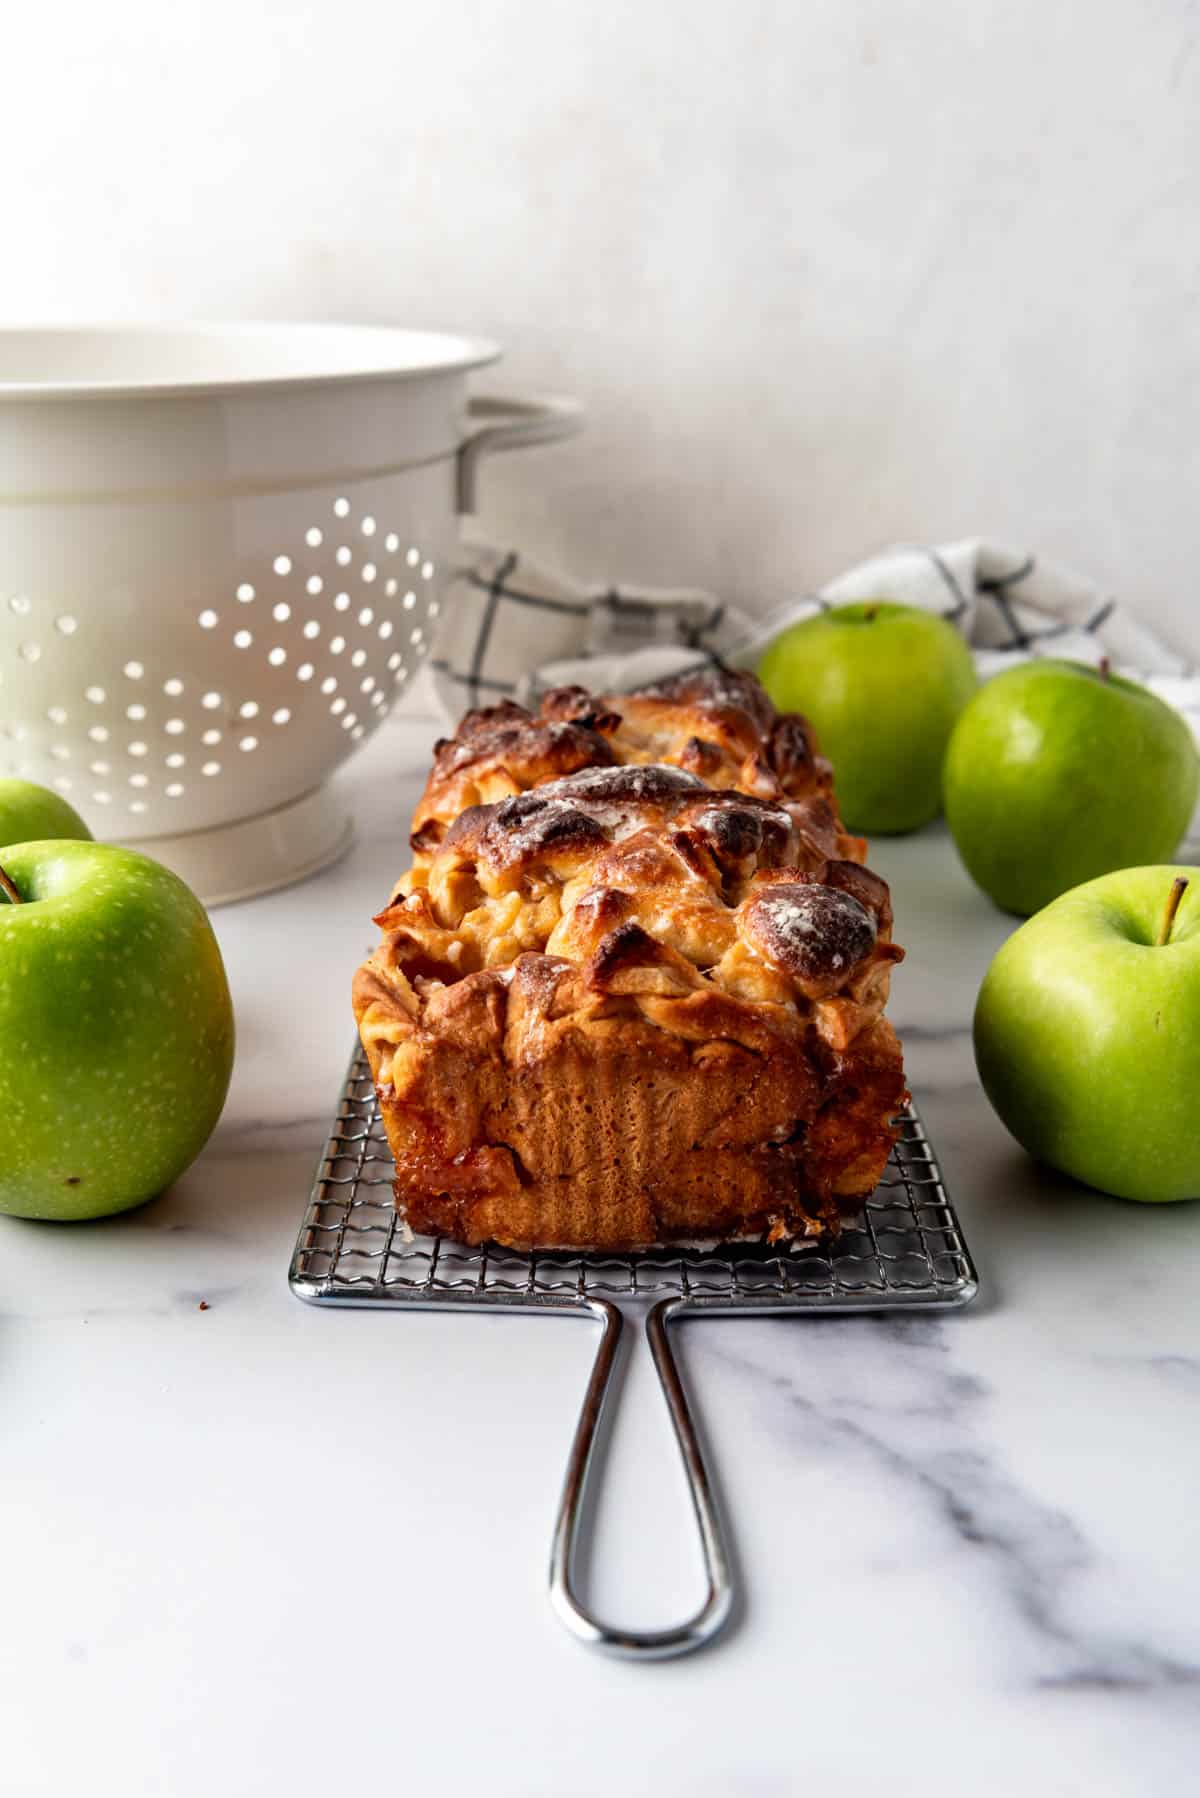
0 322 502 401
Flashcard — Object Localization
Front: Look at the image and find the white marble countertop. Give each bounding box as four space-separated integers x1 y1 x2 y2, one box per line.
4 696 1199 1798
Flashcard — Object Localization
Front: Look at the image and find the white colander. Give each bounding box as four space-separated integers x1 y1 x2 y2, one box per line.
0 325 580 903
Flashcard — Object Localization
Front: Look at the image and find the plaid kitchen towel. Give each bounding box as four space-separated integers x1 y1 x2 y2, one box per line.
431 539 1199 737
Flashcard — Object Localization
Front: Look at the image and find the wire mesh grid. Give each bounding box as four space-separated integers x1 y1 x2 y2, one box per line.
289 1046 978 1312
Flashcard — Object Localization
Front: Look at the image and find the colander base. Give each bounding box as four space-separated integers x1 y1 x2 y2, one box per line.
113 783 354 908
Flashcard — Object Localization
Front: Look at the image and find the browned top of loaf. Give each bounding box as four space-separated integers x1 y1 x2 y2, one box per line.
357 755 902 1091
410 666 861 865
356 670 902 1105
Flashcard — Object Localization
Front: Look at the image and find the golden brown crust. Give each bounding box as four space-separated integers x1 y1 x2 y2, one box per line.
411 703 622 853
409 668 865 866
357 669 906 1249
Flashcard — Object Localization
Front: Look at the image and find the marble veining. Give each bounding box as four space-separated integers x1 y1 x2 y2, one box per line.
693 1318 1200 1693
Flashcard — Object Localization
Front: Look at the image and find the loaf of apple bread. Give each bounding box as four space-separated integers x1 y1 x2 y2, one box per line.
353 669 906 1249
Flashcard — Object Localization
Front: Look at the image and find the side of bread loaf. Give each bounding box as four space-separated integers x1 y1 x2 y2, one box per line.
354 669 906 1249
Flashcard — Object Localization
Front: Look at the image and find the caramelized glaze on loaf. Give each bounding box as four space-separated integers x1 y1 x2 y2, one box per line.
354 669 907 1250
410 667 865 866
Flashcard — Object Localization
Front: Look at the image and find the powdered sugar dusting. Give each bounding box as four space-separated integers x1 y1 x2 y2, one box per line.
551 763 704 802
742 883 876 989
462 764 710 867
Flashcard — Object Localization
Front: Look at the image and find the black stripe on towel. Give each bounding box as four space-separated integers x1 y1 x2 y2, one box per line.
982 584 1032 651
978 556 1036 594
1084 599 1116 634
464 569 591 617
431 658 517 696
465 552 518 707
922 547 972 621
680 600 726 647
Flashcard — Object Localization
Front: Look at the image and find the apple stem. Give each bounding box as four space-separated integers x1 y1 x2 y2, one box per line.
0 863 23 906
1156 875 1189 946
1098 655 1111 681
863 604 879 622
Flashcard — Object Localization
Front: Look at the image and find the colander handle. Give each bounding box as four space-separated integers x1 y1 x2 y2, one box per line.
456 392 583 513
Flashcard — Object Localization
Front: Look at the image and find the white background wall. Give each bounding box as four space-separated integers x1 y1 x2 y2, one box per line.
4 0 1198 653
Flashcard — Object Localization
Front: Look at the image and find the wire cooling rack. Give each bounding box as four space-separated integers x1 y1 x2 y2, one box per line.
291 1047 976 1309
290 1046 979 1659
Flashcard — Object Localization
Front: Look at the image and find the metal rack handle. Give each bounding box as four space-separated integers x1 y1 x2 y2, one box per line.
548 1296 734 1660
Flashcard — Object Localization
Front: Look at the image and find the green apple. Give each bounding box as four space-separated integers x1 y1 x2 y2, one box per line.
757 602 977 833
944 660 1198 916
0 840 234 1220
0 778 91 848
975 866 1200 1202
